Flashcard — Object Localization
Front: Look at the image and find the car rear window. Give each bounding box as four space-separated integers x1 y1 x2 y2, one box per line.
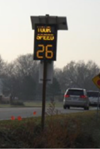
67 89 84 95
87 92 99 97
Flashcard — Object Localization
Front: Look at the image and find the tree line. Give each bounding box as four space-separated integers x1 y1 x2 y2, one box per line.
0 54 99 101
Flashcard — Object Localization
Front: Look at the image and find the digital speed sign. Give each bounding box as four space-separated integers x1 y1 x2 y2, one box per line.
34 24 57 61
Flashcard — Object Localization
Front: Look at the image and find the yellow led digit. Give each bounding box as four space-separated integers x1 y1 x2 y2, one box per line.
45 45 53 59
37 44 44 59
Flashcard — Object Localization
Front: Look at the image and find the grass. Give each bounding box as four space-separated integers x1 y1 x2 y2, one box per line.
0 100 62 108
10 101 63 107
24 101 42 107
0 104 25 108
0 100 100 147
0 107 100 147
0 104 11 108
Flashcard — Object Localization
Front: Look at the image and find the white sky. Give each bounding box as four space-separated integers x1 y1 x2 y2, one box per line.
0 0 100 68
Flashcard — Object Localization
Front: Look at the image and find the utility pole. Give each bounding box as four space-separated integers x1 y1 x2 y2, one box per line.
30 14 68 130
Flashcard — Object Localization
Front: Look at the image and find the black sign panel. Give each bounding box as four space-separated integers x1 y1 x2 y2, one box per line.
34 24 57 61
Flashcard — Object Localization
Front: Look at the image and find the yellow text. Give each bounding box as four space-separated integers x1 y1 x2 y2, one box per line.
36 34 54 40
36 44 53 59
37 26 51 33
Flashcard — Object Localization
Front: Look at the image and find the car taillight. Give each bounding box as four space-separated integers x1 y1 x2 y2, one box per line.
64 94 70 98
80 95 87 98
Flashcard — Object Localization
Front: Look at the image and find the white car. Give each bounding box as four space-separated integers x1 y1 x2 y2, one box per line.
63 88 89 110
87 90 100 106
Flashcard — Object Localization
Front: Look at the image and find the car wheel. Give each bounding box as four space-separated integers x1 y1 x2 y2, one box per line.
84 107 89 110
63 105 67 109
67 106 70 109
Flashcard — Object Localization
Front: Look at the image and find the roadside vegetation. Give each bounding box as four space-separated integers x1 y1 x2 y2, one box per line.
0 102 100 148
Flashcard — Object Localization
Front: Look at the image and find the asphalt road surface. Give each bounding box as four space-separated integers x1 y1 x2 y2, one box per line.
0 107 98 120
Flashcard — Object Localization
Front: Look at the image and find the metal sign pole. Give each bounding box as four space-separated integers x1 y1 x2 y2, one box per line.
41 14 49 130
41 61 47 130
92 74 100 119
97 91 100 118
30 14 68 130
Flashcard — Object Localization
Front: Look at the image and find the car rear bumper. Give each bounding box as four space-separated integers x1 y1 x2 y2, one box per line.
90 103 100 106
63 100 89 107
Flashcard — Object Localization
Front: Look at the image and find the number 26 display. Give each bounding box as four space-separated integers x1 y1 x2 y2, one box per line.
34 24 57 61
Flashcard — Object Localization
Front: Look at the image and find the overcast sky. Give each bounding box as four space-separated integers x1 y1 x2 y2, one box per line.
0 0 100 68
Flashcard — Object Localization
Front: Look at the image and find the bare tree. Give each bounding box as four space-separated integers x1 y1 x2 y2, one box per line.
54 60 100 93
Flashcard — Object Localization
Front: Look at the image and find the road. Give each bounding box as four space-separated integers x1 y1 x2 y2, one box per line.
0 107 98 120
